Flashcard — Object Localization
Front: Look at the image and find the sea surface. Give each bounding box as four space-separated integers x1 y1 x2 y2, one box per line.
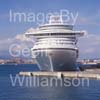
0 64 100 100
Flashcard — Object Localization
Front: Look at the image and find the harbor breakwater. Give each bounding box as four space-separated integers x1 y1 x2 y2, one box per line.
19 69 100 80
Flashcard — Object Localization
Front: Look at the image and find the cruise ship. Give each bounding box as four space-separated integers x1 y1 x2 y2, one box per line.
25 16 85 71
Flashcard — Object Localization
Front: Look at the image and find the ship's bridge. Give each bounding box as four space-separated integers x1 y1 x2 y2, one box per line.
25 15 85 38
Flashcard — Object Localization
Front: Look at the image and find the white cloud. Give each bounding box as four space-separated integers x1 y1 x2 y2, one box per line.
78 34 100 59
0 33 35 58
84 48 95 53
15 34 33 42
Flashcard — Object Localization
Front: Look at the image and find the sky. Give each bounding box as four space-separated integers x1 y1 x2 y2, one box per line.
0 0 100 59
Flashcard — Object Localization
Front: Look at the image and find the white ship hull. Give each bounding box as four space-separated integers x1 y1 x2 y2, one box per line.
32 48 78 71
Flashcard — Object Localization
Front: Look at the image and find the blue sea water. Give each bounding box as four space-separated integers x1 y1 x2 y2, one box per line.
0 64 100 100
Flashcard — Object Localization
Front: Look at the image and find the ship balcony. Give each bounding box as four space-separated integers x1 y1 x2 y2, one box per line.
32 43 77 50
